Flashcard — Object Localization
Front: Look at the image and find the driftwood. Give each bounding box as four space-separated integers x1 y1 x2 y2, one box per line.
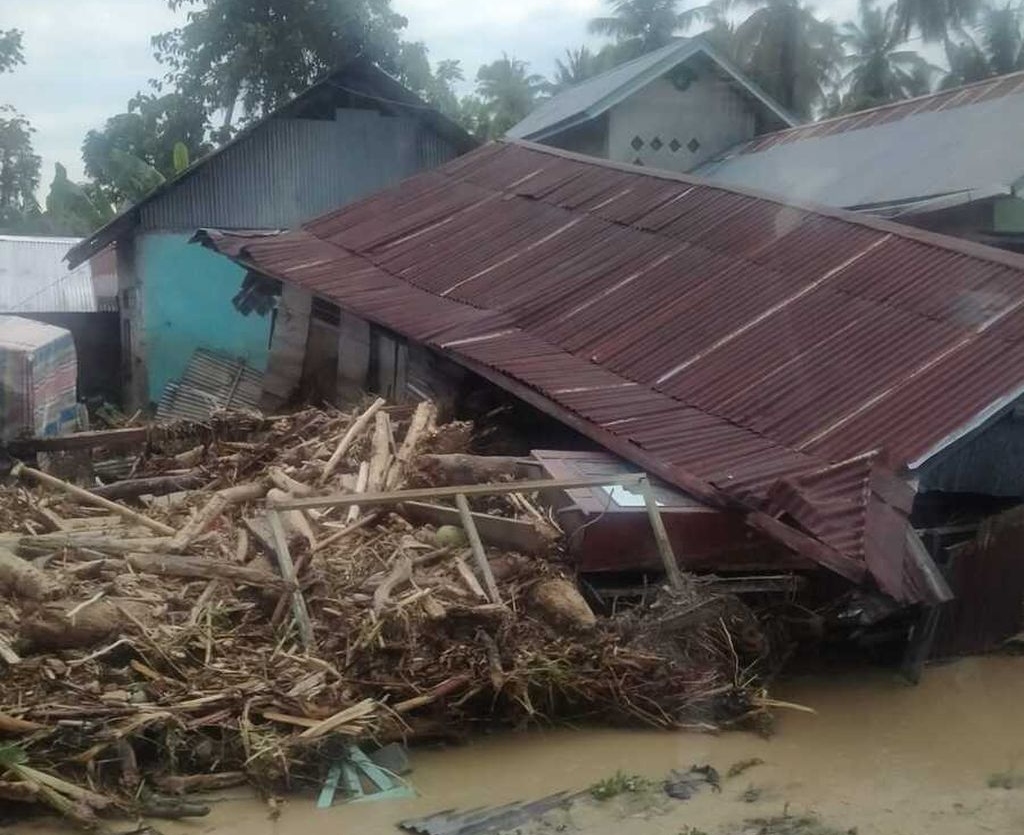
319 397 385 484
455 494 501 605
529 578 596 631
167 482 267 551
112 552 289 589
366 411 393 493
372 555 412 616
346 461 371 524
267 511 314 650
91 470 208 500
411 454 521 487
400 502 558 555
386 400 438 489
0 545 59 600
266 489 317 549
21 599 152 651
12 464 175 536
152 772 247 795
0 710 46 735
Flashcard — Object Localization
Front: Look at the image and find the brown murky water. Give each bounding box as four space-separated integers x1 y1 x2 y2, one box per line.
16 656 1024 835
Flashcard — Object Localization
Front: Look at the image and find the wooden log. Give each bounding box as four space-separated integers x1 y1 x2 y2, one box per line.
411 454 522 487
297 698 376 740
319 397 386 484
0 781 39 802
276 474 646 511
267 511 315 650
115 552 289 589
454 494 501 604
386 400 438 489
21 600 152 650
0 637 20 665
167 482 267 551
91 470 208 500
12 463 175 536
0 546 58 600
366 411 393 493
268 467 316 498
638 475 686 592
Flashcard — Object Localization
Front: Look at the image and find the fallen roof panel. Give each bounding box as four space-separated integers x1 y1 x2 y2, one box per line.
194 140 1024 604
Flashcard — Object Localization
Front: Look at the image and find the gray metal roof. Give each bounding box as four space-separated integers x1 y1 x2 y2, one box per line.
696 71 1024 212
0 235 100 312
507 38 796 141
157 348 263 421
66 57 477 270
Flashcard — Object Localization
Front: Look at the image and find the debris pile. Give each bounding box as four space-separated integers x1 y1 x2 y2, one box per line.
0 399 770 827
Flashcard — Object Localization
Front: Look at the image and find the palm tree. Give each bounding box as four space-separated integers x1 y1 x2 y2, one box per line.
940 36 993 87
589 0 684 56
551 46 622 90
729 0 842 118
838 0 934 112
894 0 983 41
475 55 547 137
981 2 1024 75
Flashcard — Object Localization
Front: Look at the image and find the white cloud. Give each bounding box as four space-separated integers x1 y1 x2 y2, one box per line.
0 0 867 192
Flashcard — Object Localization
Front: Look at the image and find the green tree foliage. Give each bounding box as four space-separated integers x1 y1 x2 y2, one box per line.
473 55 548 138
154 0 409 133
82 92 209 206
0 30 40 230
551 45 623 91
894 0 983 41
395 41 465 118
0 28 24 74
837 0 935 112
939 2 1024 88
728 0 842 118
588 0 684 56
43 163 114 235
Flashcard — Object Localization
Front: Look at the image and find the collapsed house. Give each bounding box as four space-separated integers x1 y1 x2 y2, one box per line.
195 140 1024 654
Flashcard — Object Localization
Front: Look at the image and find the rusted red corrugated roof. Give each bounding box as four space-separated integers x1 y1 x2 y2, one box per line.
737 70 1024 155
196 140 1024 603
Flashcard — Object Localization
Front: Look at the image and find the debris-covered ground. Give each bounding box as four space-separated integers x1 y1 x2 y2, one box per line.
0 399 773 829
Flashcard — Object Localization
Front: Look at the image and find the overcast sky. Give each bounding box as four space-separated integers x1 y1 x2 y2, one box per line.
1 0 859 187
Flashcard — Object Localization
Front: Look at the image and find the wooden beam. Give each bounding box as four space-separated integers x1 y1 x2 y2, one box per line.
274 474 646 511
400 501 554 555
638 475 685 591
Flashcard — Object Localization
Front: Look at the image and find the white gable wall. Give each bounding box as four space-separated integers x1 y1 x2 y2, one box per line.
607 72 756 171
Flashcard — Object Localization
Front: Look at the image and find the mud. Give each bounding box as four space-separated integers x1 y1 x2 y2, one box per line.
11 656 1024 835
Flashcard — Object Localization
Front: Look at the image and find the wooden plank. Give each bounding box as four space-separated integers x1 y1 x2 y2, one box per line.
638 475 685 591
401 501 552 555
275 474 646 511
455 493 501 604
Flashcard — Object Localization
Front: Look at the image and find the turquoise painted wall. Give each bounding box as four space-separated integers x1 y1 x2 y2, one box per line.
138 233 271 403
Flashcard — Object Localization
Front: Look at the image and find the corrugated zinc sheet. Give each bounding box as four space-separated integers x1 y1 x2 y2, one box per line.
157 349 263 421
141 113 454 231
197 141 1024 602
0 235 99 312
697 70 1024 209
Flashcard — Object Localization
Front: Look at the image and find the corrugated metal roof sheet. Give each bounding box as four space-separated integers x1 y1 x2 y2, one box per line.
157 349 263 421
508 37 795 142
65 57 477 270
696 71 1024 210
0 235 101 313
194 140 1024 603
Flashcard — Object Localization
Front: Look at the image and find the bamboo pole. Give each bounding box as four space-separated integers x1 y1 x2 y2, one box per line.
267 511 315 651
637 475 685 592
455 493 501 605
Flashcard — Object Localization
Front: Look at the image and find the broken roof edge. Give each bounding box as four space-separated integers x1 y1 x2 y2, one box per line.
506 139 1024 273
65 57 478 270
507 38 798 143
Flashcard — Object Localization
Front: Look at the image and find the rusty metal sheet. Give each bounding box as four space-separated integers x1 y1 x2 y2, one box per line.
194 140 1024 604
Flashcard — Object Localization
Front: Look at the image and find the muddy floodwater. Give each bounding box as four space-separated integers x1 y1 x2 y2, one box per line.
16 656 1024 835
